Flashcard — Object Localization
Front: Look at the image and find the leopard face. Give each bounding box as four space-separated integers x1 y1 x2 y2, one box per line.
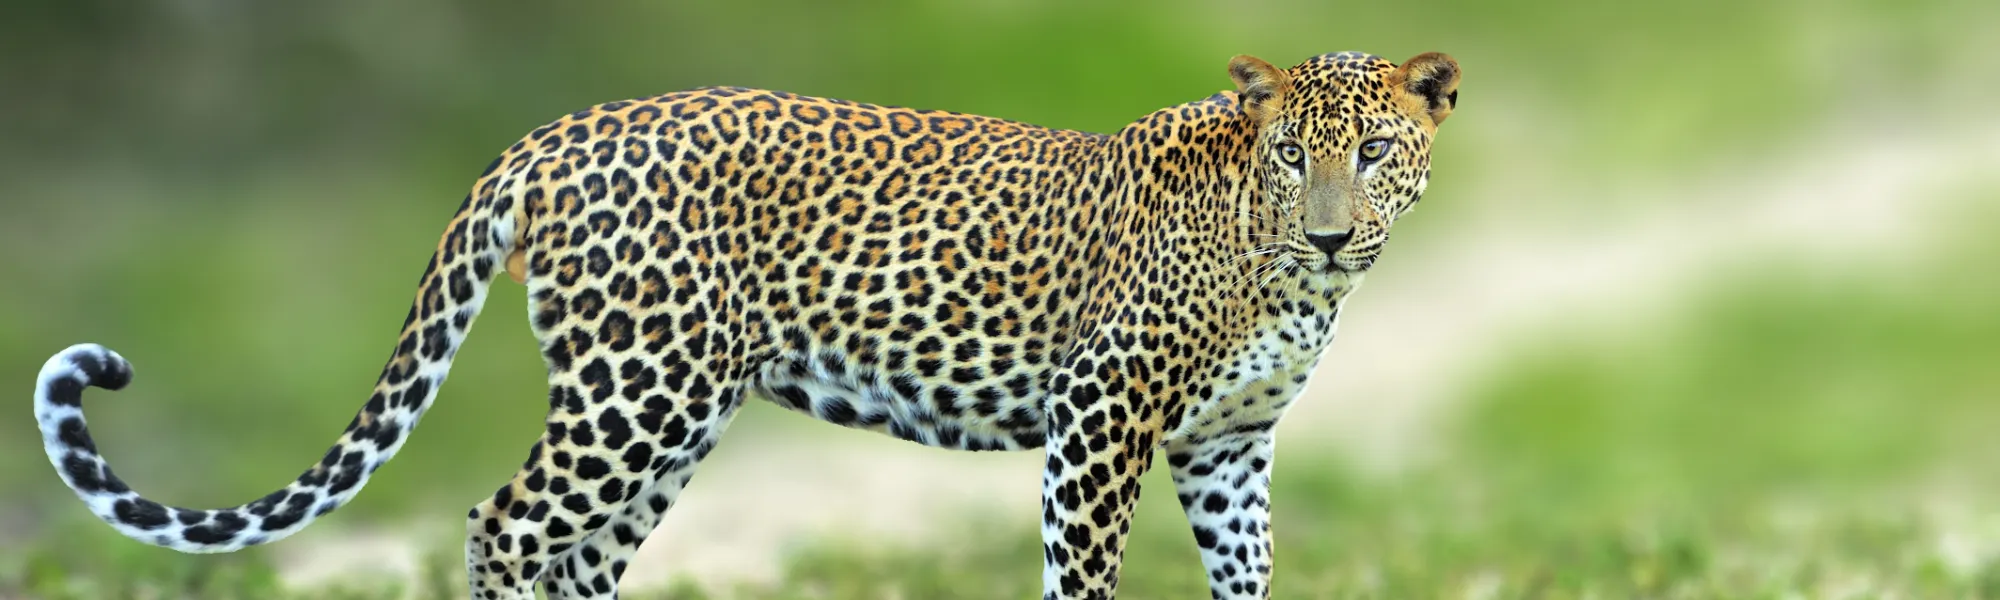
1234 51 1460 278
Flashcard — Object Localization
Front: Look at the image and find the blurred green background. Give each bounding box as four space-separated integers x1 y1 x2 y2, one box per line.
4 0 1999 598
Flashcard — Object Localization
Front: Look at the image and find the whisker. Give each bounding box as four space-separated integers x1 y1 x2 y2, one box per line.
1236 210 1282 227
1226 256 1275 291
1242 255 1289 292
1223 246 1284 270
1260 256 1296 289
1252 259 1278 291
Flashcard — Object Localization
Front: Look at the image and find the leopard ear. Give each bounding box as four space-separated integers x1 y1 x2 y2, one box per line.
1228 55 1292 125
1388 52 1460 126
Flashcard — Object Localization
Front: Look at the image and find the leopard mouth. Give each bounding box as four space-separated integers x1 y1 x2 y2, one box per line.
1299 251 1355 274
1313 253 1374 275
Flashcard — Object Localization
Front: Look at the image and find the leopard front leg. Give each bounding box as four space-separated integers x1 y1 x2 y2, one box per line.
1039 360 1166 600
1165 430 1277 599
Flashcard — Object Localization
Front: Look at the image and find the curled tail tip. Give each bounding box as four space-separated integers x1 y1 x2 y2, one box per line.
48 343 134 391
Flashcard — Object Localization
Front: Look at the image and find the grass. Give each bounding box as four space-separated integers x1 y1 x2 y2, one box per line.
8 197 1998 598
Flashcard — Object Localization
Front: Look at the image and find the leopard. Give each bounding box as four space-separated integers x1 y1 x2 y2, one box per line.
33 50 1460 599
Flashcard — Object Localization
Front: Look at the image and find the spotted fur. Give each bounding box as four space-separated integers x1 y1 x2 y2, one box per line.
34 50 1460 599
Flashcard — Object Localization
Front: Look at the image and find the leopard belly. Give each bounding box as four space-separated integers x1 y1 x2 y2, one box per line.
749 349 1051 451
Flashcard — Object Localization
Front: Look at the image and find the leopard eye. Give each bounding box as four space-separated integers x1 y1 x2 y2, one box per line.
1277 142 1305 168
1358 139 1392 163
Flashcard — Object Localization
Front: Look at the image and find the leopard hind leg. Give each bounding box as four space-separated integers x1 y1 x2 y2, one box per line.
537 380 744 599
464 260 754 599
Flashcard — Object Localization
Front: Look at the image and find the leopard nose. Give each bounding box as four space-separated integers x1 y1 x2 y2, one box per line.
1305 231 1353 257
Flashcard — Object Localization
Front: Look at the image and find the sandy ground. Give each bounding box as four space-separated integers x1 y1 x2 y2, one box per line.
274 116 2000 591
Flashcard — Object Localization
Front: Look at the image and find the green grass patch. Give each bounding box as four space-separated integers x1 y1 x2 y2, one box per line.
11 196 2000 597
